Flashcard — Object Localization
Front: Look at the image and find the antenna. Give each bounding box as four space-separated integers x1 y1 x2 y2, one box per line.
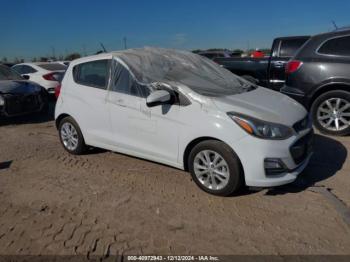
332 20 338 30
100 43 107 53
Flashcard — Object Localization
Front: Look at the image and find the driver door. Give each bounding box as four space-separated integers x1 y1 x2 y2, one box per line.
107 61 179 165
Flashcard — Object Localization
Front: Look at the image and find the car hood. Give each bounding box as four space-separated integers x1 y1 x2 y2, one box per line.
212 87 307 126
0 80 42 94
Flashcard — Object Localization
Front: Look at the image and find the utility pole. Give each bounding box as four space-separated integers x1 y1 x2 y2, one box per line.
123 37 127 49
82 44 87 56
51 46 56 60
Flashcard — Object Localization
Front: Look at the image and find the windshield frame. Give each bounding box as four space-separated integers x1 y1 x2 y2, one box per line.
113 48 256 97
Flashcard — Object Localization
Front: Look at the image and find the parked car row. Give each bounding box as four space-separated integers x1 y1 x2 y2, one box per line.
211 36 311 90
211 29 350 136
12 62 66 94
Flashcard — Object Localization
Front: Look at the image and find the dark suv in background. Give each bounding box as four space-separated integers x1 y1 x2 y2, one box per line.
281 29 350 136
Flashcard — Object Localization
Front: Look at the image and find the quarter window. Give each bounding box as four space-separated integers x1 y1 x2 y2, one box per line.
73 60 110 89
318 36 350 56
279 38 309 57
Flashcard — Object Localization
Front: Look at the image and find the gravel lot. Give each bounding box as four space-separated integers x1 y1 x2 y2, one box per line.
0 102 350 258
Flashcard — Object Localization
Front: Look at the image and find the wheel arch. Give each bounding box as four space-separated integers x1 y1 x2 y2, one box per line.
55 113 71 129
310 82 350 109
182 137 245 179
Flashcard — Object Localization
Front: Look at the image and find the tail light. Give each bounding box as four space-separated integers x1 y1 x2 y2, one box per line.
43 73 56 81
285 60 303 74
55 84 61 99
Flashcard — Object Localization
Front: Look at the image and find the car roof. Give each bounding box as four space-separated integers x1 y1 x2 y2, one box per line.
313 29 350 39
274 35 310 41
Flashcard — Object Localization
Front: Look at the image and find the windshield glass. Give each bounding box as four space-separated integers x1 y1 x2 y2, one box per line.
114 48 254 97
0 65 23 80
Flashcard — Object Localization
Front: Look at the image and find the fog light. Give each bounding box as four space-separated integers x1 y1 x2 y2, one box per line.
264 158 287 175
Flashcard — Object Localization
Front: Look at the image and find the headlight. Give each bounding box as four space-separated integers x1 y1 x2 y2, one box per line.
0 95 4 106
227 112 294 140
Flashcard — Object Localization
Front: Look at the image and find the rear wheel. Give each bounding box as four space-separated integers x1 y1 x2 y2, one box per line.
188 140 243 196
311 90 350 136
58 116 87 155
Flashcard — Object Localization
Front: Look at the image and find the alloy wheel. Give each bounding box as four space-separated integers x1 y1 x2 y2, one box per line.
60 122 79 151
193 150 230 191
317 98 350 132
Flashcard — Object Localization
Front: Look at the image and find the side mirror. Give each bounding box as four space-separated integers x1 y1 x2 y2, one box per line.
22 74 30 80
146 90 171 107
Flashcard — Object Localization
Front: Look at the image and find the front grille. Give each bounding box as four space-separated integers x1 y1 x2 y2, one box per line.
293 115 310 133
290 131 313 165
4 93 41 116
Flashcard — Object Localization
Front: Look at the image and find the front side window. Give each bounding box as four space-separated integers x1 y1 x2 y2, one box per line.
110 61 149 97
318 36 350 56
73 59 110 89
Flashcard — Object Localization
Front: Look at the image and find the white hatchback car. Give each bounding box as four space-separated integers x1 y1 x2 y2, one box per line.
55 48 313 196
12 62 66 94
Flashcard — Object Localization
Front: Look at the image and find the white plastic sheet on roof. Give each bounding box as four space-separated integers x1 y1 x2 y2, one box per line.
110 47 253 97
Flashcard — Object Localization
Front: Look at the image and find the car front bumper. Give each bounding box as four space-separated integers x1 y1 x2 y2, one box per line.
230 129 313 188
0 92 45 117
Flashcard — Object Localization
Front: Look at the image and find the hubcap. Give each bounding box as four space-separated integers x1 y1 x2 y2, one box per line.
193 150 230 191
317 98 350 131
60 122 79 151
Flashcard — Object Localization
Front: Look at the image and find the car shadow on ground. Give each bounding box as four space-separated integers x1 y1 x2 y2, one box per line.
0 101 55 127
265 134 347 195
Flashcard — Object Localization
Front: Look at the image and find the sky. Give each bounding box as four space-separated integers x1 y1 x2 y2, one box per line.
1 0 350 61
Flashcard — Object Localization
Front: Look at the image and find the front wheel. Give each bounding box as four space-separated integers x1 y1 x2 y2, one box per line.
188 140 244 196
311 90 350 136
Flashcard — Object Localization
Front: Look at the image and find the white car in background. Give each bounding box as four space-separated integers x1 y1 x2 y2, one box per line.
12 62 66 94
55 48 313 196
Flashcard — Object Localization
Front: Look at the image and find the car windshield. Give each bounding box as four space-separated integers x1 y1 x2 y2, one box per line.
38 63 67 71
114 48 255 97
0 65 23 80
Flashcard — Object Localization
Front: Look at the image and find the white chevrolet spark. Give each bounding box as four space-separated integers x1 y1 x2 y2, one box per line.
55 47 313 196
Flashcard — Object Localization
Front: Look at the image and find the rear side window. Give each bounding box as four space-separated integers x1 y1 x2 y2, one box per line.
318 36 350 56
279 38 309 57
38 63 67 71
73 60 110 89
13 65 37 74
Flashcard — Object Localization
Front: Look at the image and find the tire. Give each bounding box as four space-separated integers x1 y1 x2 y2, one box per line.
311 90 350 136
241 75 258 85
188 140 244 196
58 116 87 155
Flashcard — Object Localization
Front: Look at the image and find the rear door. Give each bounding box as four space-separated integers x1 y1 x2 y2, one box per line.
268 37 309 90
68 59 113 145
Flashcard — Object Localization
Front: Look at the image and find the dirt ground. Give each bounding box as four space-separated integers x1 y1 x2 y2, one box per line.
0 102 350 258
